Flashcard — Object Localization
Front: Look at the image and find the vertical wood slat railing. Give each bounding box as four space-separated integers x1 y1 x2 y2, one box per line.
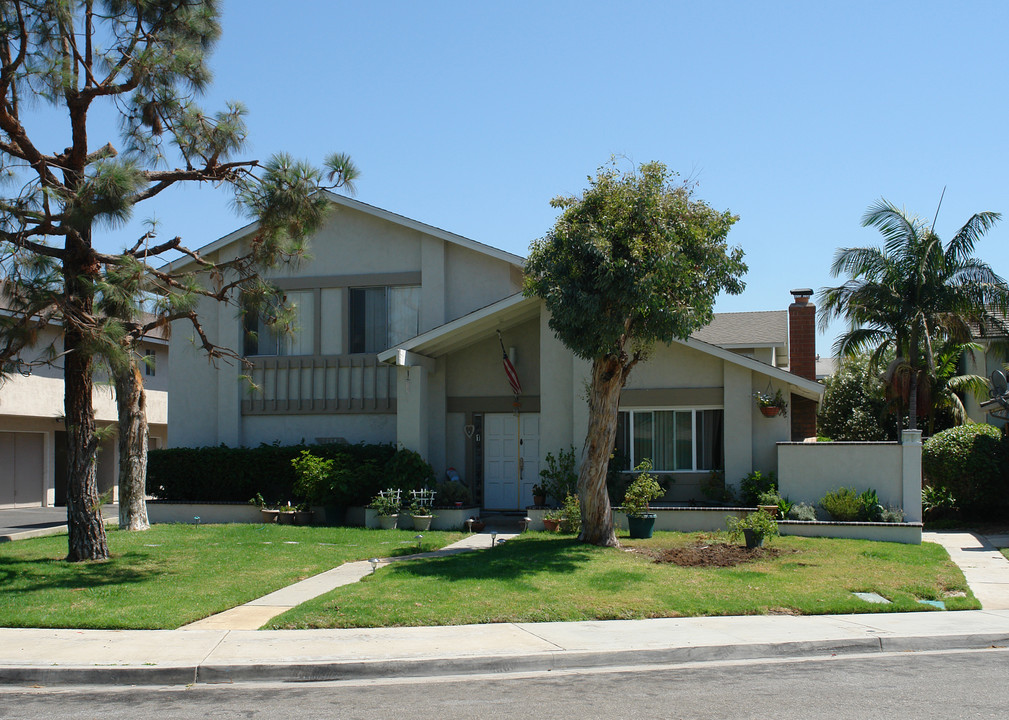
243 355 395 414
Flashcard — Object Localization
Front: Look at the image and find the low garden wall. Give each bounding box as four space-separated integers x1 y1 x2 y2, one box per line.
147 501 261 524
779 519 922 544
344 505 480 530
777 430 923 523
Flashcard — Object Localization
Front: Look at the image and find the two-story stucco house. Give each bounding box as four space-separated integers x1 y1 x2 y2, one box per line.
169 194 823 511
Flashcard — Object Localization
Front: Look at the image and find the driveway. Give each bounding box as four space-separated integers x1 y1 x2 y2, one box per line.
0 505 118 541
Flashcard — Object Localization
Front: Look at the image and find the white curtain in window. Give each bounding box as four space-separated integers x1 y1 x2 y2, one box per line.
389 285 421 346
283 290 314 356
320 288 343 355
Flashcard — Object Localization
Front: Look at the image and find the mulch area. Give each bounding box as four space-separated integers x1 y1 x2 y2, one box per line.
635 542 782 568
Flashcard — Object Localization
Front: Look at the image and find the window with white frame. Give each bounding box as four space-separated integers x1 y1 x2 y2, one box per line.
614 408 724 471
243 290 315 357
348 285 420 354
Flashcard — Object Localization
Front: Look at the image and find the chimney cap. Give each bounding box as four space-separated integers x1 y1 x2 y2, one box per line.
790 288 813 298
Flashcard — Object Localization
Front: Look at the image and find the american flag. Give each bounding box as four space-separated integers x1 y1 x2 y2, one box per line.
498 331 522 396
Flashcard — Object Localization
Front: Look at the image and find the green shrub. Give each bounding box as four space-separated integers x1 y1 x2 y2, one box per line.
816 355 891 441
368 492 402 517
922 424 1007 518
539 447 578 504
818 487 863 521
818 486 887 522
726 510 779 543
621 459 664 517
922 483 958 521
147 442 397 506
384 448 435 491
291 451 334 506
787 502 817 521
558 493 582 534
739 470 776 505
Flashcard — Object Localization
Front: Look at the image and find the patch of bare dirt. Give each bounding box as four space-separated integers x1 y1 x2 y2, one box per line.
637 542 781 568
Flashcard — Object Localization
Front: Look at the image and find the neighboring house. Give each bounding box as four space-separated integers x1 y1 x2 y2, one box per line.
963 309 1008 428
0 322 168 508
169 194 824 510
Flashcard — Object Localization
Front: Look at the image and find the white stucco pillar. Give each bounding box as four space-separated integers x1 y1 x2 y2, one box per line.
901 429 923 523
395 350 434 460
723 363 753 496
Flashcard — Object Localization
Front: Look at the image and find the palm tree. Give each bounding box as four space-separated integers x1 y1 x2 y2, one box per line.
820 199 1009 431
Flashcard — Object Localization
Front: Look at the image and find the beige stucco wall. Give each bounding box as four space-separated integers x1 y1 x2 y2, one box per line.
168 201 521 451
444 319 540 398
778 441 903 508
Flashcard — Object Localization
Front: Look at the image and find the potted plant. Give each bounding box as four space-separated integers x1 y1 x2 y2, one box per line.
278 501 296 525
755 389 788 418
727 510 779 548
293 502 315 526
621 459 664 539
250 493 278 524
369 492 401 530
408 499 435 532
532 483 547 507
542 507 564 532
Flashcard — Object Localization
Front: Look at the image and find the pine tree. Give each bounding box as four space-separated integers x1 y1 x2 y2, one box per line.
0 1 357 560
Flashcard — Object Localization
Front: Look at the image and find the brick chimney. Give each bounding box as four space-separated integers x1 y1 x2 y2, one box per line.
788 288 817 440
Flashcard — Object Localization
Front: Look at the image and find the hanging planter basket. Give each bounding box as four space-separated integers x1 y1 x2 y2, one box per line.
759 406 780 418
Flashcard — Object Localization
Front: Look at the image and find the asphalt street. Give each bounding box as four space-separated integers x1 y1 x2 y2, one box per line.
3 647 1008 720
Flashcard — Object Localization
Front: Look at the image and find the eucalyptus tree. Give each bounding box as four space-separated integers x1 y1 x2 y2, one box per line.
820 200 1009 431
0 1 357 559
524 161 746 546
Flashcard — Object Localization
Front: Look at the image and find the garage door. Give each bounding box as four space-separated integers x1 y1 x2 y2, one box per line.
0 432 45 507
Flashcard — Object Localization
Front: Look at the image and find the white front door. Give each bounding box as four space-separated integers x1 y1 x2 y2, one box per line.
483 413 540 510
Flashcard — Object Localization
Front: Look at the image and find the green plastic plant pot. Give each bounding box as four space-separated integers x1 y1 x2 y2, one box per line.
627 513 657 539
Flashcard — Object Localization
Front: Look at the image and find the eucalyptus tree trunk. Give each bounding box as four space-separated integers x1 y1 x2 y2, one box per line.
63 259 109 562
577 355 629 547
115 359 150 531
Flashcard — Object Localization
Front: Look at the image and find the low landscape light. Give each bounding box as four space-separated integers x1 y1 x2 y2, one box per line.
369 558 379 573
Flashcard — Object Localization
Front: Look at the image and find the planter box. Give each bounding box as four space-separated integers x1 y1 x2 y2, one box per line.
779 520 922 544
344 505 480 530
146 502 262 525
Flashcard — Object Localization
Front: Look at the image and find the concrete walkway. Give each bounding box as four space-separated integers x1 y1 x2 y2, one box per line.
181 530 517 630
925 531 1009 610
0 505 118 542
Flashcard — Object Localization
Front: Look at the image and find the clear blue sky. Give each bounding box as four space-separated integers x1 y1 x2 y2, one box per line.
87 0 1009 354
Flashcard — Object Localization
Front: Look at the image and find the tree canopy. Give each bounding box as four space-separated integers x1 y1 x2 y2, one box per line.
524 160 746 546
819 199 1009 431
0 0 356 560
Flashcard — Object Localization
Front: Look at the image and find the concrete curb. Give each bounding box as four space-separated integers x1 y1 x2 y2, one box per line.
3 631 1008 687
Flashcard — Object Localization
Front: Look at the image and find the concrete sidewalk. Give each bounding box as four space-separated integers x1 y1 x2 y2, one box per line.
2 525 1008 687
2 610 1008 686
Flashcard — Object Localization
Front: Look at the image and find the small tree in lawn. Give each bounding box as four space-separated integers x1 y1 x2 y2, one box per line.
523 160 746 546
0 1 357 557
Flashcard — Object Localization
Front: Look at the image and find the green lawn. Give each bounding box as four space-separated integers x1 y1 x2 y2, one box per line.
267 532 979 629
0 524 462 629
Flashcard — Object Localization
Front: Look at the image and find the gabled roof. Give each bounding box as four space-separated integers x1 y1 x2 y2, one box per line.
690 310 787 348
379 296 823 401
163 191 525 273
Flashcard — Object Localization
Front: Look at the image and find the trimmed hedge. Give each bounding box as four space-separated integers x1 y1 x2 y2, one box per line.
147 442 398 506
922 424 1008 518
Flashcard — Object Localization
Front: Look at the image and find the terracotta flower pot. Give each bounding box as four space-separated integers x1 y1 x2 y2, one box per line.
542 518 560 532
759 406 780 418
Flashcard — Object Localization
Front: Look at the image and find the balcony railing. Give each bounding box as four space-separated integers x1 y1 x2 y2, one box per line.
241 355 395 415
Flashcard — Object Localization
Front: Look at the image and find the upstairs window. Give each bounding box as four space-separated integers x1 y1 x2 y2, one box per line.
349 285 420 354
144 349 156 377
243 290 314 357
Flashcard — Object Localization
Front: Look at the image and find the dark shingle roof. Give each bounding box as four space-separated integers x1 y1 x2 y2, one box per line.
691 310 788 347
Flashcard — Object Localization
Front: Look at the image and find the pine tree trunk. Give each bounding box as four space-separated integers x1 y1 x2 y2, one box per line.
577 356 625 547
63 325 109 562
115 359 150 531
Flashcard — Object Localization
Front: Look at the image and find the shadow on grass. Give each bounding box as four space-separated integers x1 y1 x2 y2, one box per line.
383 535 602 582
0 550 166 594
